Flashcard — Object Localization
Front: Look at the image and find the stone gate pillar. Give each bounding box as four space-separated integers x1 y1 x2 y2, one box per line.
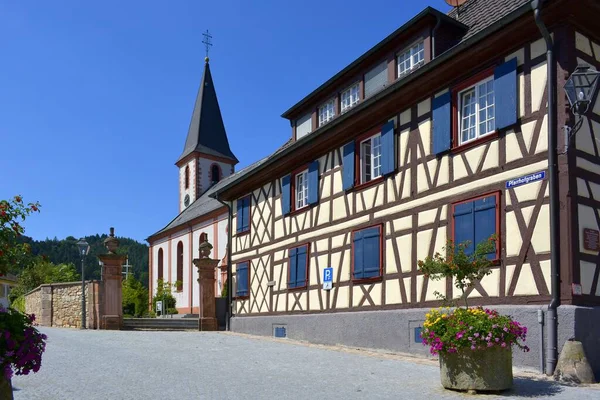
192 233 219 331
97 227 127 330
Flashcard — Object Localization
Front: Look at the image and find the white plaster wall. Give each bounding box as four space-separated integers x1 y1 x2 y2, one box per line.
169 230 190 310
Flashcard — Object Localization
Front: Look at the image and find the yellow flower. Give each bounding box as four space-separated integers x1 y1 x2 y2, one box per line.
442 314 447 318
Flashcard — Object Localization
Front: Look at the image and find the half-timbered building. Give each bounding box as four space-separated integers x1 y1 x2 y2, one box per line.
211 0 600 373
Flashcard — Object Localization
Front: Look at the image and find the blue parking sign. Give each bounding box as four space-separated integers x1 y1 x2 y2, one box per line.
323 267 333 290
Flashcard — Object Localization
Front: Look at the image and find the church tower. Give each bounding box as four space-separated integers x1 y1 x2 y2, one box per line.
176 57 238 211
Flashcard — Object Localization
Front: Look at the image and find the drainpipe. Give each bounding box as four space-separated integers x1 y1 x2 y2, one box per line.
431 13 442 59
214 194 233 331
532 0 560 376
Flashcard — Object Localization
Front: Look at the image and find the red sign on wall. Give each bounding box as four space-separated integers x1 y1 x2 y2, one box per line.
583 228 600 252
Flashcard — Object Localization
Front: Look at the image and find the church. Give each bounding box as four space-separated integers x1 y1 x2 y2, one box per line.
146 57 239 314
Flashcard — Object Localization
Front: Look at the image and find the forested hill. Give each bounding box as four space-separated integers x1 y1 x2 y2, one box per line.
17 234 149 288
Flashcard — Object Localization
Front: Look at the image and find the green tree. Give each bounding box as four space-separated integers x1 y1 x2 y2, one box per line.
152 279 178 315
9 258 80 302
122 275 149 317
0 195 40 275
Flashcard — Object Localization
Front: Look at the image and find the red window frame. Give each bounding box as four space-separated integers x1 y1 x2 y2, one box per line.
354 127 384 190
450 191 501 262
290 164 310 214
287 243 310 291
236 195 251 236
451 66 498 153
157 248 164 281
351 224 384 284
176 241 184 292
184 165 190 189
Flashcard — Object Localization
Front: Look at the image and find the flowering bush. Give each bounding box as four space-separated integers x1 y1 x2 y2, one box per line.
0 306 47 380
421 307 529 356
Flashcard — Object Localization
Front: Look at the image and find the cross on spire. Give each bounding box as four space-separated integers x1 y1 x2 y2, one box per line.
202 30 213 62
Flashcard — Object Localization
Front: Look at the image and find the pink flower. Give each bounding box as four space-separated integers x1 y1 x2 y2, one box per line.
495 338 500 343
474 333 480 338
501 342 507 348
471 345 476 350
487 342 494 347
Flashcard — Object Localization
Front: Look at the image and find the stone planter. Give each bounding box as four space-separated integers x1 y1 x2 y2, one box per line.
0 374 13 400
439 346 513 392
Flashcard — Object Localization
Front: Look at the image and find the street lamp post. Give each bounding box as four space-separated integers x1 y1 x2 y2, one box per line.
76 239 90 329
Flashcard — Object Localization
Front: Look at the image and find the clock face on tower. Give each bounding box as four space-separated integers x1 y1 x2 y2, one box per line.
184 194 190 207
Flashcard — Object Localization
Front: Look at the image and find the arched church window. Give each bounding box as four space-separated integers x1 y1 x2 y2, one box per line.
176 241 183 292
157 248 164 281
185 166 190 189
211 164 221 185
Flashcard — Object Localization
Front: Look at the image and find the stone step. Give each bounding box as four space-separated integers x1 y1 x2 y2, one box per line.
122 318 199 331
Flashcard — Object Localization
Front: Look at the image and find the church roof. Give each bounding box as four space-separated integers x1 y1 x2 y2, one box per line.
177 61 239 165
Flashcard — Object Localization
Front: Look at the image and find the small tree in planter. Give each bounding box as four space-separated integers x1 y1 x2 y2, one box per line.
418 236 530 392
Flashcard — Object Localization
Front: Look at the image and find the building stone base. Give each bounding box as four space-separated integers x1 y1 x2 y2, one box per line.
231 305 600 379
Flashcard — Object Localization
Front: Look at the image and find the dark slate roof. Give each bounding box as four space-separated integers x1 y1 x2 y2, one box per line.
177 61 239 164
447 0 531 40
149 155 273 240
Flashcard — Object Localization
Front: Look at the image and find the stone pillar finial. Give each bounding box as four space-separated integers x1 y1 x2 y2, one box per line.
198 233 213 259
104 227 119 254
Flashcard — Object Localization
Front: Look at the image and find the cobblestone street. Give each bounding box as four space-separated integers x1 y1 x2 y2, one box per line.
12 328 600 399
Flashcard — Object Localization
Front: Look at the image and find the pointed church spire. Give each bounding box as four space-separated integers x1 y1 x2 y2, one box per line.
177 56 238 165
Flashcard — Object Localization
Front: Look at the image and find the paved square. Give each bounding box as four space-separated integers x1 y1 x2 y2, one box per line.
12 328 600 399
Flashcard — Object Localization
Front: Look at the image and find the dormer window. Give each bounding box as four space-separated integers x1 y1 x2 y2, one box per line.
341 83 360 113
296 113 312 139
397 41 424 78
318 99 335 127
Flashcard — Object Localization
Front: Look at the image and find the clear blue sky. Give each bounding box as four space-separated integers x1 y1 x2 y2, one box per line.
0 0 450 243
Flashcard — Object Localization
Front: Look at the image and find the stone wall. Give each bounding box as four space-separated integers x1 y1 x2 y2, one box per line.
25 287 41 317
24 281 102 329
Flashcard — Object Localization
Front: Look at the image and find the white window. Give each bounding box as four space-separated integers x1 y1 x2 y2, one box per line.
397 42 425 78
295 169 309 209
341 83 360 113
360 134 382 183
458 77 495 145
318 100 335 127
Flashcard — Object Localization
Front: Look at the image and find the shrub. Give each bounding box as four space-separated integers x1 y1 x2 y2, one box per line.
11 296 25 313
0 306 47 379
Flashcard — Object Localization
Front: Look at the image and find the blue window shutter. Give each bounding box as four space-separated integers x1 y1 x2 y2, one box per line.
454 201 475 255
474 195 497 260
363 227 381 278
288 248 298 287
236 199 244 233
282 175 291 215
494 58 518 130
296 246 307 286
237 263 249 296
343 142 355 191
380 121 395 176
242 197 250 232
308 161 319 205
432 92 452 155
353 230 364 279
